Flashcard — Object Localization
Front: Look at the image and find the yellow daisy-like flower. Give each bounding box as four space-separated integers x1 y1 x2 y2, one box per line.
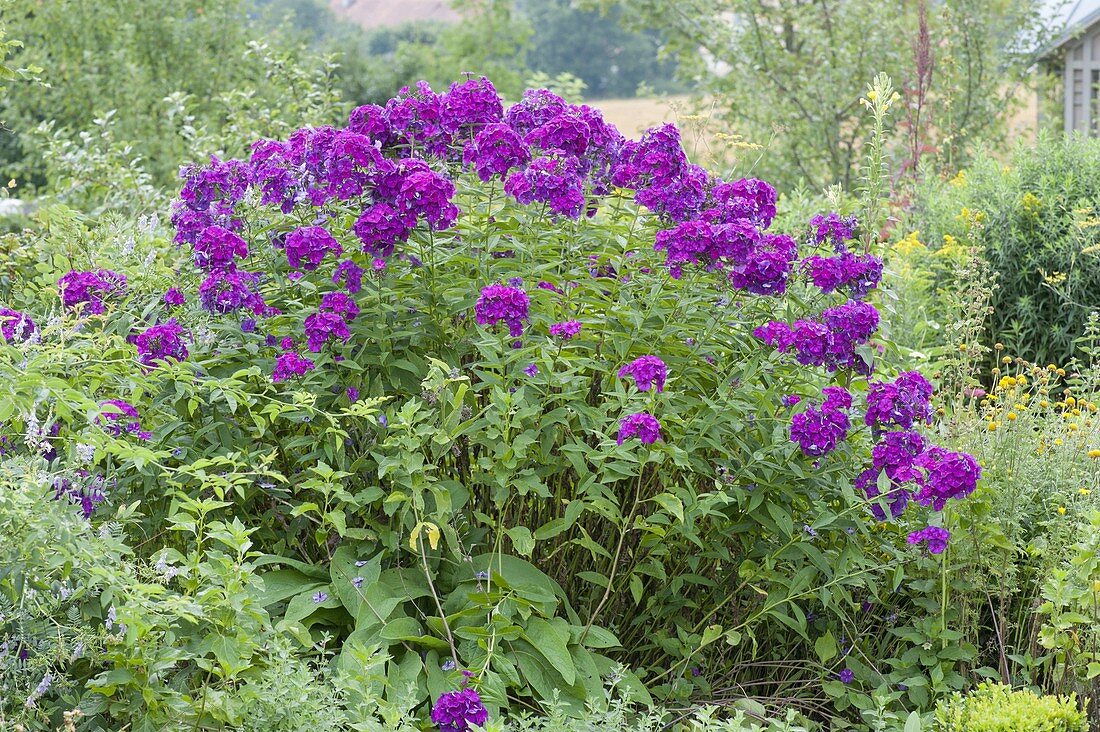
1007 412 1018 421
988 422 998 431
1068 423 1080 431
1079 488 1091 496
1055 438 1065 446
1058 506 1067 515
1040 400 1050 408
1089 449 1100 459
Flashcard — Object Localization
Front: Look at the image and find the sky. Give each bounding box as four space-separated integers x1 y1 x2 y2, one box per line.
1055 0 1100 27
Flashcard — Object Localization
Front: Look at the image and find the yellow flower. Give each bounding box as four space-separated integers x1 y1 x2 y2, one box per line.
1080 488 1091 496
936 407 946 416
950 170 968 187
988 422 998 431
1067 396 1077 407
1073 408 1082 417
994 342 1004 351
1069 423 1080 431
1089 449 1100 459
1018 375 1028 386
1056 438 1064 445
1001 356 1012 364
1058 506 1067 516
959 343 969 352
1048 364 1058 371
1040 400 1050 408
1007 412 1018 421
1058 368 1067 377
980 399 991 407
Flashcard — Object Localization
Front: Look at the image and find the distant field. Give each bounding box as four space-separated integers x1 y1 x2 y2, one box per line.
587 96 692 137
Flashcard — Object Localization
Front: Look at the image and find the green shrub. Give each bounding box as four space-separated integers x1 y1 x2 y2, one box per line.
901 135 1100 370
934 683 1087 732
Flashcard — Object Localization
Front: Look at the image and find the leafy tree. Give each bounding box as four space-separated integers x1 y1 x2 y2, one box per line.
607 0 1056 190
518 0 682 98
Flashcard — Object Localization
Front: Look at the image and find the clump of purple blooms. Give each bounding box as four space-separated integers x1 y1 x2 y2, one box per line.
272 351 316 383
755 300 880 375
0 308 37 342
59 270 127 314
475 283 530 337
134 320 188 367
617 412 662 445
864 371 935 432
618 355 668 393
549 320 581 340
284 226 343 271
789 387 851 457
431 687 488 732
907 525 950 555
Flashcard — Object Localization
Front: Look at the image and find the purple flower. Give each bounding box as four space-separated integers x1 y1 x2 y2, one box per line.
617 412 662 445
97 400 151 440
355 203 412 258
789 391 851 457
272 351 315 383
803 252 883 299
727 233 798 296
912 447 981 511
320 292 360 323
304 311 352 352
0 308 37 342
431 687 489 732
333 259 365 294
59 270 127 314
285 226 343 271
505 152 586 218
396 160 459 230
618 355 668 393
53 471 108 518
537 280 563 294
348 103 391 141
241 318 257 333
463 122 531 181
549 320 582 340
811 212 858 248
194 225 248 270
134 320 188 367
523 363 538 377
312 591 329 603
163 288 185 307
838 668 855 684
907 525 950 555
709 178 778 228
755 300 879 374
178 155 251 211
346 386 359 401
475 284 530 337
864 372 934 431
782 395 802 407
198 269 264 315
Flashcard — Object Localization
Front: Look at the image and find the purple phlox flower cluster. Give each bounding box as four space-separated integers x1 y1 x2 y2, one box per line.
811 212 859 249
346 386 359 402
617 412 662 445
755 300 880 374
284 226 343 271
505 151 586 218
333 259 364 293
386 81 448 157
348 103 391 142
654 219 759 279
304 311 351 352
727 233 798 296
912 447 981 511
907 525 950 555
441 76 504 136
522 104 621 189
618 355 668 393
857 429 926 520
134 319 188 367
171 200 243 247
536 280 563 294
59 270 127 314
198 269 268 315
505 88 568 136
463 122 531 182
178 155 251 211
0 308 37 342
612 124 701 221
53 471 110 518
194 225 248 270
320 292 360 323
803 251 883 299
431 687 489 732
396 160 460 230
789 387 851 457
97 400 152 441
709 178 778 229
475 283 530 337
864 371 934 431
549 320 582 340
782 395 802 407
355 202 411 258
163 288 185 307
272 351 316 383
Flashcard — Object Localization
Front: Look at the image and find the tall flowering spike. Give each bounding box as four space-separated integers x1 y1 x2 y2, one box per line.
430 687 489 732
59 270 127 314
97 400 151 441
134 320 188 367
284 226 343 271
475 284 530 337
617 412 662 445
913 447 981 511
272 351 316 383
618 356 668 393
0 308 37 342
789 388 851 457
907 525 950 555
864 371 934 431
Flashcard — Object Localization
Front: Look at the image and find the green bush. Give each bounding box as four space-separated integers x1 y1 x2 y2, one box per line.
934 683 1087 732
901 135 1100 370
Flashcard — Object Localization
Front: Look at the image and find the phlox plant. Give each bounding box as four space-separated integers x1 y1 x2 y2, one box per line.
0 75 979 726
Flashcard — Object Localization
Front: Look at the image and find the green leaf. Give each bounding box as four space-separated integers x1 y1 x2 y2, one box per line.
815 630 838 664
523 617 576 686
904 711 923 732
505 525 535 557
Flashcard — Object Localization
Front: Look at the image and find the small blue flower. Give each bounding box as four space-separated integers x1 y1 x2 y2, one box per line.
352 576 364 589
312 591 328 604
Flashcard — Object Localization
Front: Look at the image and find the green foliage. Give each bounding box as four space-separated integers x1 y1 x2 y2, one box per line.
901 134 1100 371
934 683 1087 732
608 0 1053 191
518 0 682 99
